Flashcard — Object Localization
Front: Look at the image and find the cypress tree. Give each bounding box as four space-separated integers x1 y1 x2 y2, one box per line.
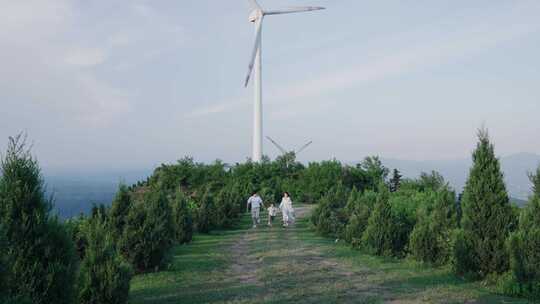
389 169 402 192
361 184 398 256
454 129 514 277
109 184 132 241
171 190 194 244
0 135 78 303
78 216 132 304
528 166 540 197
506 166 540 297
120 189 174 272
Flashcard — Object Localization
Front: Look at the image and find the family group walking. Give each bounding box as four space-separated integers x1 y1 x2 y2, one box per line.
246 191 295 228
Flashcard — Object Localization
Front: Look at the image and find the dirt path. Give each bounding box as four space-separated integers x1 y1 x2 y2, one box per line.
224 205 529 304
130 205 530 304
226 206 392 303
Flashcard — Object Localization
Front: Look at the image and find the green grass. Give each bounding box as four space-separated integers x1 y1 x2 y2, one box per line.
130 205 535 303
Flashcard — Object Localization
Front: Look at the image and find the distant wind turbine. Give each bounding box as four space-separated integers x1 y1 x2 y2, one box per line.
244 0 325 162
266 136 313 156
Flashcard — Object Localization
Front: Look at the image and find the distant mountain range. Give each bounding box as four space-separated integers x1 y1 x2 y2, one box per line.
45 153 539 218
376 152 540 201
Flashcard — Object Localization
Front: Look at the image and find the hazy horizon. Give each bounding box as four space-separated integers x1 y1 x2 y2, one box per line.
1 1 540 171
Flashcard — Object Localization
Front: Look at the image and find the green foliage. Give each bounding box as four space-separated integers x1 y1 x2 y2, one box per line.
451 229 478 278
361 185 401 256
196 188 216 233
109 184 132 241
528 166 540 197
78 216 133 304
455 129 514 277
344 190 376 246
503 183 540 298
170 190 194 243
311 183 350 237
0 224 11 303
300 160 345 203
120 189 174 272
0 134 78 304
360 156 389 191
389 169 402 192
409 189 458 264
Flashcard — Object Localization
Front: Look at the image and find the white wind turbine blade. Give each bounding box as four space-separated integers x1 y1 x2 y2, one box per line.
264 6 325 15
244 16 263 87
266 136 288 155
295 141 313 155
248 0 262 10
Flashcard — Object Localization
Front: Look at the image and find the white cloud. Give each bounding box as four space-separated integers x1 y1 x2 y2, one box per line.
65 47 107 67
187 1 540 118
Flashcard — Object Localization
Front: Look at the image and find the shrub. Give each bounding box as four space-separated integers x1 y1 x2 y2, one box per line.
0 135 78 304
361 185 401 256
171 190 194 243
454 129 514 277
451 229 478 278
0 224 11 302
504 190 540 298
109 185 132 241
196 188 216 233
311 183 350 237
120 189 174 272
78 217 132 304
344 190 376 246
409 189 457 264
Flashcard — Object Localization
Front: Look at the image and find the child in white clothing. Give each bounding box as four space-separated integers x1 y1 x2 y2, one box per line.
267 203 278 227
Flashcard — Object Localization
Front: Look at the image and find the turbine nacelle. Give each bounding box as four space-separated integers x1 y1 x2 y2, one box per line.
248 9 263 23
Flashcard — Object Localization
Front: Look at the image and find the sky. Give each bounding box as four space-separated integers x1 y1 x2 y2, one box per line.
1 0 539 172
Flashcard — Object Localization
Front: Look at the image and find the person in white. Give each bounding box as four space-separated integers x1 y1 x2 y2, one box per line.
267 203 278 227
247 192 264 228
279 192 295 227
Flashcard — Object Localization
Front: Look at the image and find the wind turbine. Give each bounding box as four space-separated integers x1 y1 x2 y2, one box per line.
244 0 325 162
266 136 313 156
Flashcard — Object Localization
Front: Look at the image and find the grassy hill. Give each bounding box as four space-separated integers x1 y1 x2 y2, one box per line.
129 205 530 304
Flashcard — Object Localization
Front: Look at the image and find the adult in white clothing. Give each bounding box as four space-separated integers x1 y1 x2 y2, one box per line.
247 192 264 228
279 192 295 227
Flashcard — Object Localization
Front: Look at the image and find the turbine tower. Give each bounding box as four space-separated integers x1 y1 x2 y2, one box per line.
244 0 324 162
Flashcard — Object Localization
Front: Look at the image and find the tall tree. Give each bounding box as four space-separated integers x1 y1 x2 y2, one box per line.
109 184 132 240
454 128 514 277
528 166 540 198
0 134 77 303
360 156 389 191
389 169 402 192
506 165 540 297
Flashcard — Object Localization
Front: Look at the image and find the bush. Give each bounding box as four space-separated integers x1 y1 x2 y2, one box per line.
451 229 478 278
0 224 11 302
171 190 194 243
78 217 132 304
344 190 376 246
109 185 132 241
0 135 78 304
409 189 457 264
455 129 514 277
120 189 174 272
504 191 540 298
361 185 402 256
196 188 216 233
311 183 350 237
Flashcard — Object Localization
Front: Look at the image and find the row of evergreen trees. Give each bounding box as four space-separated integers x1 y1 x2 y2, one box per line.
0 134 388 303
311 129 540 299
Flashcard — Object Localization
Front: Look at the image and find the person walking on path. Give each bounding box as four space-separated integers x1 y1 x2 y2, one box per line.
267 203 278 227
279 192 295 227
247 192 264 228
